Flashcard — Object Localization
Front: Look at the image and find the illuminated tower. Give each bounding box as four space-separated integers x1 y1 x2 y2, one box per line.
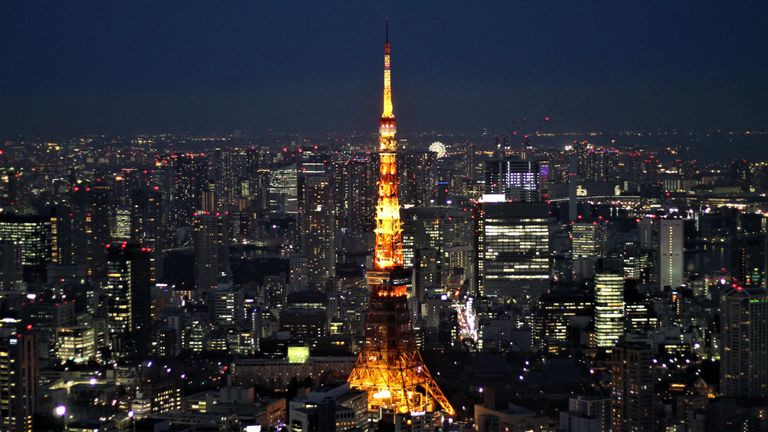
347 21 455 418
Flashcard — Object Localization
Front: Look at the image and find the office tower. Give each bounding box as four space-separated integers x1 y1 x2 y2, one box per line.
211 285 245 328
475 201 550 300
71 185 112 280
130 188 164 281
105 242 152 358
0 240 22 290
347 23 455 417
572 222 607 259
50 206 73 266
202 179 217 213
269 163 299 215
624 285 659 335
611 342 655 432
213 147 251 208
731 235 765 287
659 219 683 289
298 172 335 289
334 155 377 250
192 213 229 294
56 324 97 364
621 242 643 281
398 151 436 207
402 207 444 268
171 152 208 228
0 328 37 432
484 158 541 202
720 287 768 397
0 212 52 277
280 308 328 347
594 272 624 349
113 205 132 241
534 288 593 354
638 217 656 251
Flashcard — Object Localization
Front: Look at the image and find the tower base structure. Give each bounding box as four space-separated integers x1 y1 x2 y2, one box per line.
348 268 455 417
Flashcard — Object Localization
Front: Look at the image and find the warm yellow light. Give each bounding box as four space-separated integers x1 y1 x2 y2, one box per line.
373 390 392 399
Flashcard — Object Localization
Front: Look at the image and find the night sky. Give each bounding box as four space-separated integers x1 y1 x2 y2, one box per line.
1 1 766 135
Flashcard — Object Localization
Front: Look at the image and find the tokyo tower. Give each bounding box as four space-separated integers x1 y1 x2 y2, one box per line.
347 20 456 418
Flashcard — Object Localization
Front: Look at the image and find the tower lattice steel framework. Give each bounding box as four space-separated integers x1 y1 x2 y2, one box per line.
347 21 456 417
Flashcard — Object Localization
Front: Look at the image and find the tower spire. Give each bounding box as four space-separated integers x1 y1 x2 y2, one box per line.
374 19 400 269
382 19 394 121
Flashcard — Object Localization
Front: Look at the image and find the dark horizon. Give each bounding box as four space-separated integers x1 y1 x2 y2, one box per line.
1 1 766 136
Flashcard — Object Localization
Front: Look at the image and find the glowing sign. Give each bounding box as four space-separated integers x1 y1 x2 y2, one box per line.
287 346 309 364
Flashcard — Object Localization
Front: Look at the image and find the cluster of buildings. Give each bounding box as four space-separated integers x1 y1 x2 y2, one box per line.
0 130 765 431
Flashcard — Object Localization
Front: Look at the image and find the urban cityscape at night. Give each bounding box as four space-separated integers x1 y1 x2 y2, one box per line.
1 2 767 431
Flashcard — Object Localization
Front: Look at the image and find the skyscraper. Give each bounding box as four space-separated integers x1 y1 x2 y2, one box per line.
298 171 335 289
720 287 768 397
594 271 625 350
484 158 541 203
572 222 607 259
475 201 550 300
105 242 152 357
0 240 22 290
611 342 655 432
0 327 37 432
0 213 52 275
171 153 208 228
192 213 229 294
659 219 683 289
268 163 299 215
398 151 436 207
334 156 377 250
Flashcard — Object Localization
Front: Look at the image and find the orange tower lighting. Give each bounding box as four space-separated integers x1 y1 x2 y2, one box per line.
347 20 455 418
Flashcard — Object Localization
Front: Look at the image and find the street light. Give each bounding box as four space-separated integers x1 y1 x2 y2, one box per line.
54 405 67 429
128 410 136 432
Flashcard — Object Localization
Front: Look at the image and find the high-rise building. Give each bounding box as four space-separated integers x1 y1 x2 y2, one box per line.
594 272 624 350
0 240 22 290
105 242 152 358
298 171 335 289
475 201 550 300
398 151 436 207
572 222 607 259
534 288 593 354
720 287 768 397
130 188 164 281
611 342 655 432
334 156 377 251
0 327 37 432
71 185 112 281
171 153 208 228
484 158 541 202
202 179 217 213
269 164 299 215
192 213 229 294
211 285 245 328
659 219 683 289
0 213 52 275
